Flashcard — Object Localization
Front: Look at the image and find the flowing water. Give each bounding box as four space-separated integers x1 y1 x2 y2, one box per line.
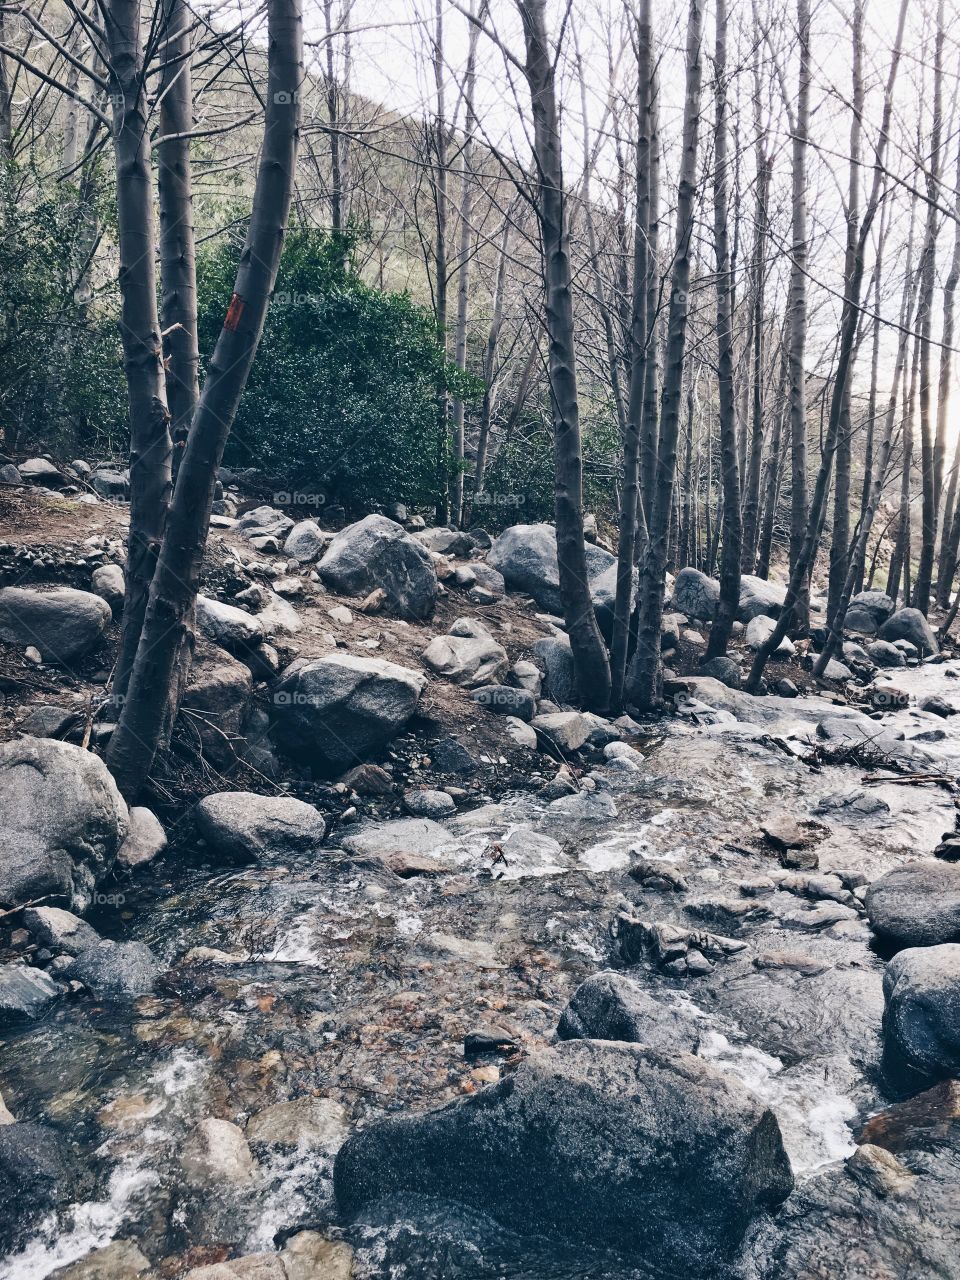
3 666 960 1278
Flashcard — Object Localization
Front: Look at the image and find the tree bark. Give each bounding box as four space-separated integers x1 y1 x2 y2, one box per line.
106 0 303 798
934 129 960 606
517 0 611 712
626 0 705 711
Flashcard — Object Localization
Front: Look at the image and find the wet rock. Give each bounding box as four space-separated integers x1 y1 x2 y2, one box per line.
558 971 702 1052
464 1025 518 1056
194 792 327 863
760 815 826 869
920 693 956 718
857 1078 960 1152
271 654 425 771
629 858 687 891
698 655 742 689
882 944 960 1085
738 573 788 622
611 913 746 970
68 940 160 999
879 607 939 656
48 1240 152 1279
340 817 463 866
812 787 890 820
334 1038 793 1274
283 519 329 561
281 1233 355 1280
0 1122 81 1253
318 515 437 619
22 905 100 955
532 634 577 705
868 638 907 667
472 684 536 720
246 1095 349 1153
547 789 617 823
403 789 456 819
0 964 60 1024
0 586 111 662
672 567 720 621
117 805 167 869
530 711 592 753
746 614 794 654
196 594 265 653
181 1117 256 1186
422 618 508 688
846 1142 916 1199
0 736 128 910
865 859 960 947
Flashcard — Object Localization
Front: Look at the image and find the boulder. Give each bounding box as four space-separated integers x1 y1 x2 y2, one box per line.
18 457 63 485
318 515 437 619
0 1122 80 1252
0 736 128 910
271 654 425 771
850 589 896 625
0 965 60 1025
90 469 130 500
246 1096 349 1153
879 608 939 656
403 789 456 819
283 519 329 562
180 645 253 766
866 859 960 947
737 574 788 622
181 1118 255 1187
194 792 327 863
486 523 614 616
340 817 462 866
0 586 111 662
68 940 160 998
532 634 578 705
416 527 475 557
196 594 264 652
746 614 794 655
698 655 742 688
469 563 505 598
472 684 536 720
234 505 294 542
672 567 720 621
843 604 881 636
0 463 21 485
557 971 703 1052
90 563 125 615
422 618 508 688
868 639 907 668
117 806 167 869
530 711 593 753
502 716 537 749
882 944 960 1084
22 906 99 956
334 1039 793 1273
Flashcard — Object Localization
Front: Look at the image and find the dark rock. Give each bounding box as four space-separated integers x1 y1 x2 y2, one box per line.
472 684 536 721
179 644 253 767
0 586 111 662
850 589 896 625
532 635 577 705
68 940 160 999
318 515 438 619
920 694 956 718
90 469 130 500
879 608 939 656
464 1026 518 1057
698 656 742 689
865 859 960 947
882 944 960 1085
339 763 394 796
868 639 907 668
430 736 479 775
0 736 128 911
0 965 60 1025
271 654 425 771
335 1041 793 1275
17 703 83 739
0 1123 80 1253
557 971 702 1052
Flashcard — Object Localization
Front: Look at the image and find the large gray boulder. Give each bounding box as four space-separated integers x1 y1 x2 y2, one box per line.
0 586 111 662
422 618 508 688
318 515 437 620
67 939 160 999
90 468 129 500
18 457 63 486
738 574 788 622
882 944 960 1085
557 971 702 1053
283 519 330 562
868 638 907 668
334 1039 793 1274
271 654 425 771
486 524 614 616
865 859 960 947
90 563 125 616
0 737 128 910
672 567 720 621
532 635 577 705
234 504 294 541
195 594 264 653
180 645 253 767
845 589 896 637
879 607 939 656
194 791 327 863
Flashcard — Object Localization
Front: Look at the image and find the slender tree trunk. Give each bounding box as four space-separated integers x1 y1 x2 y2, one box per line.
432 0 449 523
106 0 173 701
741 147 770 572
517 0 611 711
158 0 200 477
106 0 303 798
611 0 653 708
913 0 944 614
323 0 342 234
757 345 788 579
469 214 513 521
626 0 705 711
934 129 960 605
706 0 741 659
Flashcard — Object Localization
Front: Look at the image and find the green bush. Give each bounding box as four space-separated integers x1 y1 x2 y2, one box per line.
198 227 478 512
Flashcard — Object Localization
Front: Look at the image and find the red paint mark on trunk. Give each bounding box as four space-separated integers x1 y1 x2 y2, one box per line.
224 294 245 332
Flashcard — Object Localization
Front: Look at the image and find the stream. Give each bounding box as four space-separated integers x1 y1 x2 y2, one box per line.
2 663 959 1279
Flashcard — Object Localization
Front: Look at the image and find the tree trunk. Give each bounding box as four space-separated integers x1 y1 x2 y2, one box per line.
705 0 741 660
626 0 705 711
106 0 173 701
934 129 960 606
469 213 513 522
517 0 611 712
106 0 303 798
